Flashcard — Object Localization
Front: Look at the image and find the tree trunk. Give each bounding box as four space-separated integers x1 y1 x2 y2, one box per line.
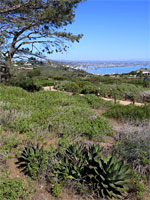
0 58 11 83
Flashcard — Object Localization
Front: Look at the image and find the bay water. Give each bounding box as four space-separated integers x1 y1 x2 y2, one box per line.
85 65 150 75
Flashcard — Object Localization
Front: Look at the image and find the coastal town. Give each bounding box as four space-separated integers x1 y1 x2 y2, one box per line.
59 60 150 70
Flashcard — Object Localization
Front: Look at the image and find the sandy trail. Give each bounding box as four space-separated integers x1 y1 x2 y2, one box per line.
101 97 144 106
43 86 145 106
42 86 57 91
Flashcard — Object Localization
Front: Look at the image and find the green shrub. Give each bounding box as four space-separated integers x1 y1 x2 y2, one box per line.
127 78 144 86
7 76 41 91
145 96 150 103
80 82 142 100
104 104 150 122
34 79 55 87
99 83 141 100
16 78 41 92
114 123 150 176
131 171 147 200
55 80 81 94
27 69 41 78
51 183 62 198
82 94 112 109
0 176 29 200
0 132 20 155
81 84 98 94
54 106 113 140
143 80 150 88
0 85 112 140
115 83 140 99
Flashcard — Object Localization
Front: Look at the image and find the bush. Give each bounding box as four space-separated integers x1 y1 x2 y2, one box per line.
114 122 150 176
0 85 112 140
115 83 140 99
17 78 41 91
10 104 112 140
27 69 41 78
7 76 41 91
104 104 150 122
55 80 81 94
51 183 62 197
53 106 113 140
143 80 150 88
131 171 147 200
34 79 55 87
81 82 142 101
0 176 29 200
82 94 112 109
81 85 98 94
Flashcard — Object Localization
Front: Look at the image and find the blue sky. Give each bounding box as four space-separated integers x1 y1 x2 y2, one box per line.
49 0 150 61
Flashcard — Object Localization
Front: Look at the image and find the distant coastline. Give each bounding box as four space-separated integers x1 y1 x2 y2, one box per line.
53 60 150 71
85 65 150 75
85 65 149 70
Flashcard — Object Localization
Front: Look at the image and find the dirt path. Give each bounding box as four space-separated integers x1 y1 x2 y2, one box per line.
43 86 57 91
101 97 144 106
43 86 145 106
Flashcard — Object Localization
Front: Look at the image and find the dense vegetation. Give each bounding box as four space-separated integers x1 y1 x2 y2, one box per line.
0 64 150 199
104 104 150 122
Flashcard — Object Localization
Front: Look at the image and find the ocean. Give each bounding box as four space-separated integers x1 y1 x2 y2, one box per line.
85 65 150 75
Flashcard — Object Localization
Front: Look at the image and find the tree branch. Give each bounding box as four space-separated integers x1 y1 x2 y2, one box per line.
0 0 31 14
17 49 48 61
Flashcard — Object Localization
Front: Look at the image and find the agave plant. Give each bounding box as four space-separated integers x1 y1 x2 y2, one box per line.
17 143 47 178
50 143 132 199
88 144 103 160
85 154 132 199
54 143 87 181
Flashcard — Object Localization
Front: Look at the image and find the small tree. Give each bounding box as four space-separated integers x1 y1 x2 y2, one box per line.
0 0 85 71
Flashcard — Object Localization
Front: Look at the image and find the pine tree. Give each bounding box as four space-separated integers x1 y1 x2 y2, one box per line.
0 0 85 69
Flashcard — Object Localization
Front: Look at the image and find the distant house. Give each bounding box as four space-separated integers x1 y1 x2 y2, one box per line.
19 66 34 70
13 64 18 67
18 62 33 70
137 68 150 75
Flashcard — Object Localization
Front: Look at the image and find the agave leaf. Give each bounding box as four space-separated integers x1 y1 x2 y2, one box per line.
88 174 94 179
18 155 30 161
101 182 108 189
101 189 105 198
121 165 130 173
67 175 75 179
71 170 76 175
99 174 105 181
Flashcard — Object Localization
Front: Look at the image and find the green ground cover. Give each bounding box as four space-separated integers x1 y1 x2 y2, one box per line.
0 66 150 199
0 84 112 141
103 104 150 122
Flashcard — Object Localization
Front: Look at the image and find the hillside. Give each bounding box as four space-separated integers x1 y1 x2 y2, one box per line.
0 65 150 200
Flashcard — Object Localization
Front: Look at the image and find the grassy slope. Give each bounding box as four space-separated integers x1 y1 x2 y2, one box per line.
0 84 112 142
0 66 150 199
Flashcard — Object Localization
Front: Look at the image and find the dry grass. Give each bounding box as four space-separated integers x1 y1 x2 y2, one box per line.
113 121 150 176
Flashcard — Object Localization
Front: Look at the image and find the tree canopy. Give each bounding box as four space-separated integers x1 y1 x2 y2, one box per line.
0 0 85 66
0 0 31 14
